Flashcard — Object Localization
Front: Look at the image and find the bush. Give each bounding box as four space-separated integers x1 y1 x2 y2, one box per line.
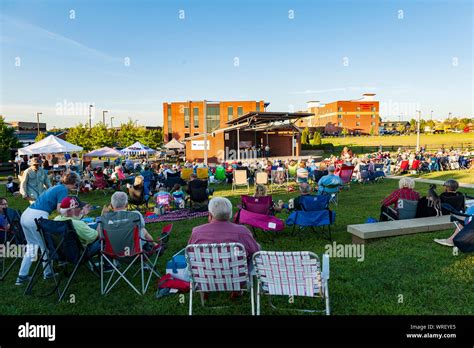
311 132 322 145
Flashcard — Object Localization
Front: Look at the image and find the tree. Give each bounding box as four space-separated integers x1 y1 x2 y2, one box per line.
35 131 46 142
396 124 406 134
140 128 163 149
0 116 22 162
301 127 309 145
116 120 139 147
341 128 349 137
409 118 417 132
66 123 93 150
311 131 322 145
90 123 115 148
369 127 375 136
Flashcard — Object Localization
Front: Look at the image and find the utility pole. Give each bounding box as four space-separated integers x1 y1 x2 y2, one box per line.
203 100 208 165
36 112 42 136
110 117 114 128
102 110 108 125
88 105 94 128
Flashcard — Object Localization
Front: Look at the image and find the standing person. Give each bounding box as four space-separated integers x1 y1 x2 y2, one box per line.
19 158 51 203
16 172 86 285
265 144 270 158
14 153 24 177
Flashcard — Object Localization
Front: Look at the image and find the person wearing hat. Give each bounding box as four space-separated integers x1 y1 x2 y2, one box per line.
16 172 85 286
19 157 51 203
54 196 100 256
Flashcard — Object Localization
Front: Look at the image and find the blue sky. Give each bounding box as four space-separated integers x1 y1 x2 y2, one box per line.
0 0 472 128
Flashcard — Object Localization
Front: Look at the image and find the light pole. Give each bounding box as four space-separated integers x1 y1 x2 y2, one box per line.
88 105 94 128
203 100 208 165
134 119 139 127
102 110 108 125
430 110 433 121
36 112 42 136
448 112 452 120
416 110 421 152
110 117 115 128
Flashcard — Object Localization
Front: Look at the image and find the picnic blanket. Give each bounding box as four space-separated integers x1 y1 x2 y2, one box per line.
144 209 208 224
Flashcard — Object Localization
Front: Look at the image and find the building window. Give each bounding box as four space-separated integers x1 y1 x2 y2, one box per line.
168 133 173 141
338 107 343 112
167 104 172 134
356 106 361 111
237 106 243 117
338 122 343 127
184 133 190 139
371 114 376 119
256 103 260 112
227 106 233 122
194 132 199 136
371 106 376 111
356 114 360 118
206 104 220 131
184 107 190 128
338 114 343 119
193 107 199 128
356 122 360 127
371 122 376 126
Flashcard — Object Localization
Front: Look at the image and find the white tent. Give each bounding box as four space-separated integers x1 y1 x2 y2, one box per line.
84 147 123 158
121 141 156 155
18 135 83 155
163 138 185 149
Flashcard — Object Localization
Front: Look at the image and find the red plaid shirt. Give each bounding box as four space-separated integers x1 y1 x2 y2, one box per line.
382 188 420 208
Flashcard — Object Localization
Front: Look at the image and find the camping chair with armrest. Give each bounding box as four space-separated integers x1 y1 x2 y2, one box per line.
410 160 421 174
24 218 99 303
336 165 354 190
382 199 419 221
318 182 342 207
196 167 209 181
164 172 184 190
255 171 270 192
252 251 330 315
287 165 298 181
232 170 249 193
214 166 227 183
185 242 254 315
99 211 167 295
181 168 193 182
270 169 289 192
0 208 26 281
286 195 335 241
398 160 409 174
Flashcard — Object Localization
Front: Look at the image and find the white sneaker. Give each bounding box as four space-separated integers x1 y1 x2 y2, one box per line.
434 238 454 247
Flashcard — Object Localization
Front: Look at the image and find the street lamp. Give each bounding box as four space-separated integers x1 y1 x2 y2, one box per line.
110 117 115 128
430 110 433 121
134 119 139 127
416 110 421 152
102 110 108 125
36 112 42 136
88 105 94 128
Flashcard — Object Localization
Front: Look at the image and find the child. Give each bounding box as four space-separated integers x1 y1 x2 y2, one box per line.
6 176 20 196
154 187 171 215
171 184 186 209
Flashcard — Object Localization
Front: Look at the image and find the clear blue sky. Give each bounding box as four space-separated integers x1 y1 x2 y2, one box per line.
1 0 472 128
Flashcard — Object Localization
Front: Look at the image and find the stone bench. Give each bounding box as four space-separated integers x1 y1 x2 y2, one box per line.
347 215 454 244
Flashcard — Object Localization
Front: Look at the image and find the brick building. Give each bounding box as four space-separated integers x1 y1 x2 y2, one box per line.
298 93 380 135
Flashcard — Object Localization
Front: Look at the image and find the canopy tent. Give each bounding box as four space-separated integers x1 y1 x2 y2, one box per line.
163 138 185 149
18 135 83 155
121 141 156 155
84 146 123 158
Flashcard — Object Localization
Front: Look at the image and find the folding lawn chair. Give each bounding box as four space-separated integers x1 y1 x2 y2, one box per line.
410 159 421 174
232 170 249 193
164 172 184 190
286 195 335 241
398 160 409 173
319 182 342 207
24 218 99 303
234 195 284 237
181 168 193 181
196 167 209 181
336 165 354 190
99 211 168 295
270 169 289 191
214 166 227 183
254 171 269 192
0 208 26 281
382 199 418 221
252 251 330 315
185 242 254 315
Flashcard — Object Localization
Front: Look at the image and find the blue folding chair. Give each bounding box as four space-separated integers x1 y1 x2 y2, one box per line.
286 195 335 241
25 218 99 303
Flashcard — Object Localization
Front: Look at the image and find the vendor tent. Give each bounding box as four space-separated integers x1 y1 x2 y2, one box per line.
18 135 83 155
163 138 185 150
121 141 156 155
84 147 123 158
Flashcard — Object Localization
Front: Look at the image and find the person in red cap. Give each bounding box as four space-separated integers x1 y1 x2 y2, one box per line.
54 196 100 257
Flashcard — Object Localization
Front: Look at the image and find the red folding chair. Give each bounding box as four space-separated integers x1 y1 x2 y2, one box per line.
336 165 354 190
410 160 420 173
399 160 409 173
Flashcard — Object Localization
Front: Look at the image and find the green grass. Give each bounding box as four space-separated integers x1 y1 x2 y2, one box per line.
410 170 474 185
1 181 473 315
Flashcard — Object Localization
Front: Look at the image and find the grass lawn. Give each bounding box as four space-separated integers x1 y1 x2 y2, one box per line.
321 133 473 155
410 170 474 185
1 180 473 315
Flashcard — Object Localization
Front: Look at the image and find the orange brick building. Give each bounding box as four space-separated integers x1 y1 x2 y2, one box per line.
298 93 380 135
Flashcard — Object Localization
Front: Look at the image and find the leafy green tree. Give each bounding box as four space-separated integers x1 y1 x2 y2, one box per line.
311 131 322 145
396 124 406 133
301 127 309 145
341 128 349 137
0 116 22 162
35 131 47 142
369 127 375 136
116 120 139 147
409 118 417 132
140 128 163 149
90 123 115 148
66 123 93 150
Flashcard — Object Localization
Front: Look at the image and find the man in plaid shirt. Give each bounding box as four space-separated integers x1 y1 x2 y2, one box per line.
380 177 420 221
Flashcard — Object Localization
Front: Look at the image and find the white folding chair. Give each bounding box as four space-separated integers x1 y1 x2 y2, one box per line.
232 170 249 193
255 171 270 192
185 243 254 315
252 251 330 315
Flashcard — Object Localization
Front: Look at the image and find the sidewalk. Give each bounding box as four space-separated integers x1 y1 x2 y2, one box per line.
386 175 474 189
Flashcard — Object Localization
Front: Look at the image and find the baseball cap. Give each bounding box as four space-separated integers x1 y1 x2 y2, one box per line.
60 196 86 210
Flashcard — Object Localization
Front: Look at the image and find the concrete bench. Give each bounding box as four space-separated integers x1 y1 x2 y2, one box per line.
347 215 454 244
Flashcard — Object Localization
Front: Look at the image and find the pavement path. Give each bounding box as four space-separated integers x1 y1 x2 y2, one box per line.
386 175 474 189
